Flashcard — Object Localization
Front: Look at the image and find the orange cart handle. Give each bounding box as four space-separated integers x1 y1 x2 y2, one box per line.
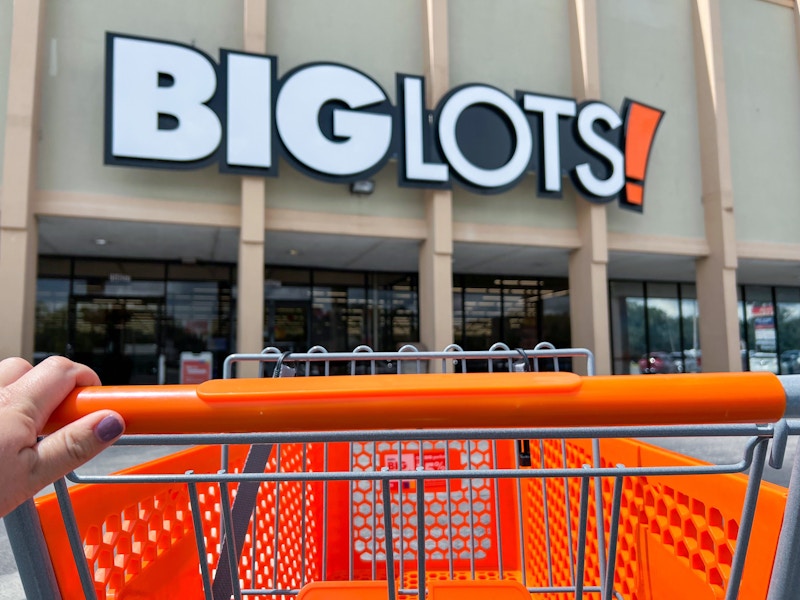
43 371 790 435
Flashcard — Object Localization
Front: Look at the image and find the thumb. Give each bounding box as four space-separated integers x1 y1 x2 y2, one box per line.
32 411 125 491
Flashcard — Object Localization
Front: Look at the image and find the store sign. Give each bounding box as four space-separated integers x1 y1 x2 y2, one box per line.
105 33 665 211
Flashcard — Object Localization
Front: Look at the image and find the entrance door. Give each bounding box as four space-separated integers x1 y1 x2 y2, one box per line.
71 296 162 384
265 300 310 352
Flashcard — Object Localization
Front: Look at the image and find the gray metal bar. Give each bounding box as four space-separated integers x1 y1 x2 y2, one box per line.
601 473 625 600
574 467 592 600
107 423 779 446
300 444 308 589
515 440 529 590
726 438 769 600
217 481 244 600
272 444 283 593
466 439 476 579
768 425 800 599
64 457 762 486
445 442 455 580
381 475 398 600
397 442 406 586
186 479 214 600
416 471 427 597
492 439 505 580
347 441 354 582
592 438 607 592
54 477 98 600
212 444 273 599
539 439 554 588
372 442 378 581
223 347 594 372
780 375 800 419
562 440 576 587
4 499 62 600
322 442 329 581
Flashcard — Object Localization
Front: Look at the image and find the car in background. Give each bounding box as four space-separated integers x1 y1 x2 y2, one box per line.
638 351 679 374
749 352 778 373
781 350 800 374
678 349 702 373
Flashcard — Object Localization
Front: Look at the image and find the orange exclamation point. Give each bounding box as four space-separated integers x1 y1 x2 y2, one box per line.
621 100 664 212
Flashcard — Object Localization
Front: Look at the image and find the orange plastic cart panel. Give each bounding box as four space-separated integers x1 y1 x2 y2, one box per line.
297 581 389 599
427 580 531 599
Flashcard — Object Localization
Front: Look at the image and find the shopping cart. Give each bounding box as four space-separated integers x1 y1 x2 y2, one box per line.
6 343 800 600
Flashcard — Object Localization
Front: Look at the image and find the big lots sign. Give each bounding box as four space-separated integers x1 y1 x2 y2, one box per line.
105 33 664 211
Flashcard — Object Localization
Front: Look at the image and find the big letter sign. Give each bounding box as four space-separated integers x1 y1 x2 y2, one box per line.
106 33 665 212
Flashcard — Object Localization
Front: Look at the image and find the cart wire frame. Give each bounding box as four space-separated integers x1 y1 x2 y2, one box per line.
6 342 800 600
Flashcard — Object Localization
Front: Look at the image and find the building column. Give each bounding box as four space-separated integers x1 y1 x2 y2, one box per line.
691 0 741 372
567 0 612 375
236 0 267 375
418 0 454 354
0 1 45 361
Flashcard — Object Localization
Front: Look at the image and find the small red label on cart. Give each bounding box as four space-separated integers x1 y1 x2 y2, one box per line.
385 453 416 492
381 449 459 493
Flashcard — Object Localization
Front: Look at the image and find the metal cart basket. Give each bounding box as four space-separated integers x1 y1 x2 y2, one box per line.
6 343 800 599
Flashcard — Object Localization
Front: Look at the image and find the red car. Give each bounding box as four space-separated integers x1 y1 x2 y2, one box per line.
638 352 679 374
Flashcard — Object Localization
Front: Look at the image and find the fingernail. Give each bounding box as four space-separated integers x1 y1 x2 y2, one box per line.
95 415 124 442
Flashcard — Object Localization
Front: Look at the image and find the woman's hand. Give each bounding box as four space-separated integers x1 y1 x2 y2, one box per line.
0 356 125 517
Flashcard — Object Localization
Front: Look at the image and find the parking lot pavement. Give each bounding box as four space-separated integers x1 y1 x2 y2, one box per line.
0 522 24 600
1 444 182 600
1 437 796 599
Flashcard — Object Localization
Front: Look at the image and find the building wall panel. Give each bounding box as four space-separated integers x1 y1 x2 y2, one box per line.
722 0 800 244
598 0 705 240
37 0 244 204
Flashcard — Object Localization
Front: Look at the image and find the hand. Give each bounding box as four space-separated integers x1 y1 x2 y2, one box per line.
0 356 125 517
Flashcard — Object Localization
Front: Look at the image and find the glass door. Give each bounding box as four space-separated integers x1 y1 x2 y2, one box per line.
265 300 310 353
71 296 162 384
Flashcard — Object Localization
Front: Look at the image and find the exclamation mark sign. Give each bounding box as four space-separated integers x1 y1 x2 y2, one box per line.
620 100 664 212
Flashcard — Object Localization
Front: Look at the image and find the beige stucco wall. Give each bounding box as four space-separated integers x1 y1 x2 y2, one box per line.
266 0 423 103
722 0 800 244
453 184 577 230
448 0 572 95
36 0 243 204
448 0 576 231
598 0 705 240
264 162 425 220
0 0 13 185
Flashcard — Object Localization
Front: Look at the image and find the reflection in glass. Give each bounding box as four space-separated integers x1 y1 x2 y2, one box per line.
777 288 800 374
35 278 70 362
452 276 570 369
741 286 778 374
610 281 701 375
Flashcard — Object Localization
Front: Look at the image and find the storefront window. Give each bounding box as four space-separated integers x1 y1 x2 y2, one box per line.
740 286 778 374
35 278 70 362
610 281 699 375
453 276 570 363
371 273 418 350
541 282 571 351
776 288 800 374
455 276 503 350
264 268 312 353
610 282 646 374
646 283 682 372
165 263 233 382
311 271 367 351
678 285 701 373
68 260 166 384
37 258 418 381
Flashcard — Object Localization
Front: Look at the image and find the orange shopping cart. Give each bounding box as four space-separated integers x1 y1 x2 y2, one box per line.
5 343 800 599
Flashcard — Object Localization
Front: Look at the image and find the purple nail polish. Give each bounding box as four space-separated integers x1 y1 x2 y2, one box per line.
95 415 124 442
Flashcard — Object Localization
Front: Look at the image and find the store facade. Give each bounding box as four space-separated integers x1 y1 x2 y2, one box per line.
1 0 800 382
